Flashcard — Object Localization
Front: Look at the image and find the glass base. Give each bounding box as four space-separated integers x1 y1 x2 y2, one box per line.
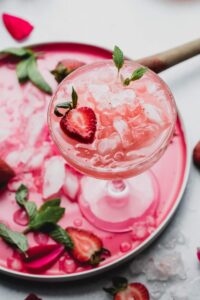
78 171 160 233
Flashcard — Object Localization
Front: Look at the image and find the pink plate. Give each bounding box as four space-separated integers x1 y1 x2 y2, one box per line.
0 42 189 281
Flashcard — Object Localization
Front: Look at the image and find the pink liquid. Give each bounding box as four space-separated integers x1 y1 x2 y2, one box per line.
0 44 186 277
49 61 176 179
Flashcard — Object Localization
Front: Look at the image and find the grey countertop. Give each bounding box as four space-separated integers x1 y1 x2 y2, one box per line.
1 0 200 299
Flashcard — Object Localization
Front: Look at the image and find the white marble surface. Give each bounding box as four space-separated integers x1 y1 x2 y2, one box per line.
0 0 200 299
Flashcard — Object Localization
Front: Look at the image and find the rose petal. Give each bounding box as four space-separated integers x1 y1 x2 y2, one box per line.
2 13 34 41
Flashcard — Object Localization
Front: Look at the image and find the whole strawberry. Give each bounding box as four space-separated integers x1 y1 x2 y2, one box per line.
104 277 150 300
54 87 97 144
51 59 85 83
193 141 200 169
66 227 110 266
0 159 15 188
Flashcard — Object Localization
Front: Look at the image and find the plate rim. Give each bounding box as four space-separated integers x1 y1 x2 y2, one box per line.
0 41 191 282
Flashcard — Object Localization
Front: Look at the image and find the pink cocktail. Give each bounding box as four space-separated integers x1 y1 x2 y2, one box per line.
48 60 176 232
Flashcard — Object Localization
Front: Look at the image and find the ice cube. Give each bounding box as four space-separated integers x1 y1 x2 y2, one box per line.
62 166 80 201
28 144 51 170
113 118 132 148
97 133 121 156
144 104 162 123
160 229 185 249
43 156 66 199
150 282 166 299
170 289 188 300
109 89 136 108
88 83 110 103
145 252 186 281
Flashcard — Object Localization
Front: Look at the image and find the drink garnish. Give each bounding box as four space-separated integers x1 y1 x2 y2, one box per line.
103 277 150 300
51 59 85 83
0 47 52 94
55 87 97 144
113 45 124 73
66 227 110 266
0 223 28 253
123 67 147 86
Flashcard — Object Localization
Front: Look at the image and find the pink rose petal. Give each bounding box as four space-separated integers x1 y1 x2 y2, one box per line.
2 13 34 41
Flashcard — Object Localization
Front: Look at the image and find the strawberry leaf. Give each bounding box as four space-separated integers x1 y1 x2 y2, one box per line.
51 62 70 83
49 225 73 249
113 46 124 73
72 87 78 108
27 57 52 95
0 223 28 253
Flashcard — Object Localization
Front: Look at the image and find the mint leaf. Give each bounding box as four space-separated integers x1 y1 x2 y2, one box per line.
39 198 61 211
49 225 73 249
113 46 124 72
27 57 52 95
0 223 28 253
72 87 78 108
24 202 37 220
16 184 28 206
28 206 65 231
15 184 37 220
16 58 31 83
123 67 147 86
0 47 32 58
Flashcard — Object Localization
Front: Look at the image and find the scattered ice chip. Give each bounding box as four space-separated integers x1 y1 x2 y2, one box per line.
43 156 66 199
150 282 166 300
145 252 186 281
170 289 188 300
25 112 46 146
160 229 185 249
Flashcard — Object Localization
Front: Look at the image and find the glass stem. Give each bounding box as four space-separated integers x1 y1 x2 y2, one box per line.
110 179 126 193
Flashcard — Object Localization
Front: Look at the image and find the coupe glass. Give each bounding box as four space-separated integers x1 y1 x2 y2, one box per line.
48 60 177 232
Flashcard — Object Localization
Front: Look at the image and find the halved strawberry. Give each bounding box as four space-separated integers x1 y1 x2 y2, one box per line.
60 107 97 144
104 277 149 300
66 227 110 266
0 159 15 189
51 59 85 83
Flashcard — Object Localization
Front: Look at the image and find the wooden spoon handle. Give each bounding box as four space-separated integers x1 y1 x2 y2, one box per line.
136 38 200 73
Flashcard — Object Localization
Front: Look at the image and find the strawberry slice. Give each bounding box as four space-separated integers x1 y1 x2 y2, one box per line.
0 159 15 189
23 244 65 273
60 107 97 144
104 277 149 300
2 13 33 41
66 227 110 266
51 59 85 83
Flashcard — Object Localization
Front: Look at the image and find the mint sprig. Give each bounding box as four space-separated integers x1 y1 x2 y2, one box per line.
123 67 147 86
49 225 73 249
0 223 28 253
54 86 78 117
15 185 73 250
113 46 124 73
0 47 52 94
